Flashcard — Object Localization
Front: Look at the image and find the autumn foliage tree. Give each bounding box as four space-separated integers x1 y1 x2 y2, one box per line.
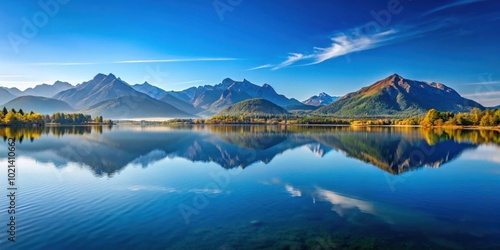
0 107 44 126
419 108 500 127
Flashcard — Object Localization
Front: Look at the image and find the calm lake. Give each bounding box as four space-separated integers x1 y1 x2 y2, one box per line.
0 125 499 249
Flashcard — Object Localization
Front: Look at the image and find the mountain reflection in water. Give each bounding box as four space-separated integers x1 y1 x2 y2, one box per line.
1 125 498 176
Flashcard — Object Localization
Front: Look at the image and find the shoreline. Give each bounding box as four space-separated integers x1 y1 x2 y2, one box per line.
116 122 500 130
46 123 113 126
0 123 113 128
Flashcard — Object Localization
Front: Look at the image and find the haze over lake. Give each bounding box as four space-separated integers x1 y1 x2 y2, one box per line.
0 125 499 249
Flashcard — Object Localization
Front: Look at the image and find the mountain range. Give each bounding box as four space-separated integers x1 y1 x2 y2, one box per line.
54 73 145 109
0 73 491 119
171 78 309 115
2 81 73 98
22 81 73 98
132 82 197 114
132 82 169 99
314 74 484 117
302 92 339 106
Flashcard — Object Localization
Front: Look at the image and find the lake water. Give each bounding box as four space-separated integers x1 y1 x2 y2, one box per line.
0 125 499 249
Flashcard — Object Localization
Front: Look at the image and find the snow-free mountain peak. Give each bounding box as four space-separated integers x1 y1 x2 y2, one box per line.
54 73 143 109
314 74 484 117
16 81 74 98
132 81 168 100
3 73 484 119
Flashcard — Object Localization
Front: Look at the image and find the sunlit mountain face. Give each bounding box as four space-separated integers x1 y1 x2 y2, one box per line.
2 125 496 176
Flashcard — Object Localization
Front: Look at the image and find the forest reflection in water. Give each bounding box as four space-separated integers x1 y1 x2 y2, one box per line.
1 125 498 176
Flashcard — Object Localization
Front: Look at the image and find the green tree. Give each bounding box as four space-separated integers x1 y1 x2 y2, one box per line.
494 109 500 124
2 107 7 115
60 113 67 124
53 113 60 123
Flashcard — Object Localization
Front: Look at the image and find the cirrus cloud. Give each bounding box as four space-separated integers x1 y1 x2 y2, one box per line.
252 26 404 71
250 2 486 71
26 57 238 66
422 0 487 17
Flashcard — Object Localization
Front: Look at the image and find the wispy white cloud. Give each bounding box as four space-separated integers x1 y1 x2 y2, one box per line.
272 53 311 70
422 0 487 17
27 57 238 66
310 29 398 65
251 17 467 70
464 81 500 85
256 27 404 70
247 64 273 71
116 58 237 64
462 91 500 97
470 97 500 103
462 91 500 106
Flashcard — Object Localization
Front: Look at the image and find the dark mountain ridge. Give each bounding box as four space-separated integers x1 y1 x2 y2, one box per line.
3 96 74 114
217 98 290 116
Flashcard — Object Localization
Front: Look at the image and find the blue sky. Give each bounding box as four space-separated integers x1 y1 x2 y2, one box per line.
0 0 499 105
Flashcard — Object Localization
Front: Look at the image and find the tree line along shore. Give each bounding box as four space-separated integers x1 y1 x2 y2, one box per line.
3 107 500 129
0 107 112 127
163 108 500 129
